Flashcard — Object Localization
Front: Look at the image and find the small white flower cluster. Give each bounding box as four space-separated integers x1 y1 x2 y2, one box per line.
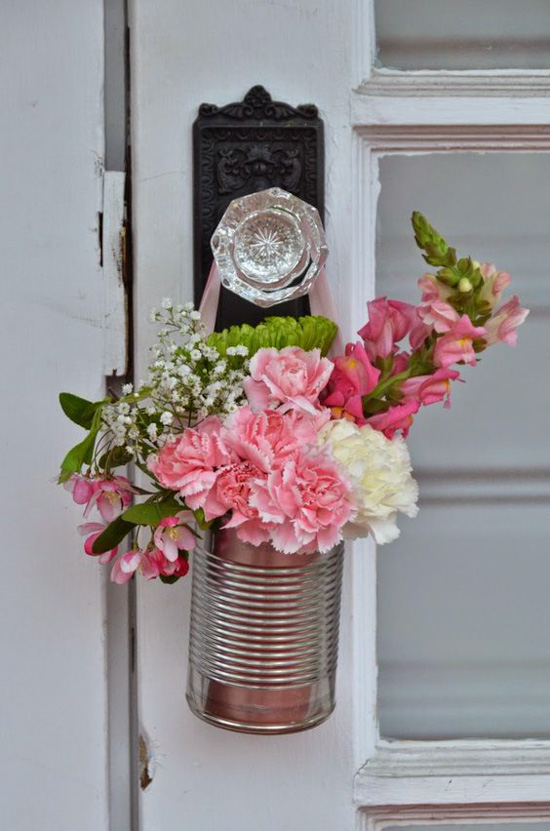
100 301 249 458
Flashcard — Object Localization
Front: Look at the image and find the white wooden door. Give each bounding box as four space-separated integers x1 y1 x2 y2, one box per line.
1 2 110 829
129 1 550 829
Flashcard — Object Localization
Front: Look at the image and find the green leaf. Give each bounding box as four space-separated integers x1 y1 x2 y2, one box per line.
58 430 97 482
98 446 133 470
122 498 183 526
59 392 105 429
159 574 181 585
92 516 136 554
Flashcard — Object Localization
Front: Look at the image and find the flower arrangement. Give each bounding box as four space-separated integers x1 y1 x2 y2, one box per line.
59 213 528 584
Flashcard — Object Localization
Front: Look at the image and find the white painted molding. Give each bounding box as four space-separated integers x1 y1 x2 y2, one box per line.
360 67 550 97
103 170 127 376
351 91 550 127
355 742 550 807
361 802 550 830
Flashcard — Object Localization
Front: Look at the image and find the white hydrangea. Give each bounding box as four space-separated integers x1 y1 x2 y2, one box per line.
320 420 419 544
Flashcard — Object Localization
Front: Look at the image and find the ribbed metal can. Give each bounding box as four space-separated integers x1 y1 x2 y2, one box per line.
186 528 344 734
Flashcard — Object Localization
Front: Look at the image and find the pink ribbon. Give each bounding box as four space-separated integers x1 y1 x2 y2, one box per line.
198 263 344 355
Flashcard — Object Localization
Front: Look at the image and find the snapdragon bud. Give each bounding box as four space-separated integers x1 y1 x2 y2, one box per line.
458 277 473 293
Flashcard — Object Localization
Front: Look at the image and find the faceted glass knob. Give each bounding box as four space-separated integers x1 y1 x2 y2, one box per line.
211 188 328 308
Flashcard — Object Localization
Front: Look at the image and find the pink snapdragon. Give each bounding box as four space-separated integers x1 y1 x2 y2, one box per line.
478 263 511 308
400 368 460 409
78 521 119 564
418 273 454 304
248 452 354 554
433 316 487 369
148 417 236 507
244 346 333 414
365 400 420 439
358 298 417 360
418 299 460 334
483 295 529 346
153 513 196 561
322 342 380 424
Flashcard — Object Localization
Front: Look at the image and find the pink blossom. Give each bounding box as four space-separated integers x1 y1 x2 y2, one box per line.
110 547 189 584
224 406 322 472
64 474 96 506
84 476 133 522
244 346 333 414
433 316 487 369
400 368 460 409
483 295 529 346
322 342 380 424
248 452 354 554
153 513 196 561
478 263 511 308
148 417 236 508
366 400 420 439
78 521 118 564
418 299 460 334
358 298 417 360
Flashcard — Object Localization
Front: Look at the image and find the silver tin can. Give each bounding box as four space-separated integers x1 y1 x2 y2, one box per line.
186 528 344 734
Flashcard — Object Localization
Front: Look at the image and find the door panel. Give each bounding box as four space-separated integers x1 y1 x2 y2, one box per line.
1 1 108 829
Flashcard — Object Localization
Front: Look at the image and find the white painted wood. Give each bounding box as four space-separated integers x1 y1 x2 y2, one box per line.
130 0 550 824
0 1 108 829
130 0 359 828
363 805 550 830
103 171 127 376
355 743 550 806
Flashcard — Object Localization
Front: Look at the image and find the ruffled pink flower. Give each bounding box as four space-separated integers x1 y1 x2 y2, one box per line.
483 295 529 346
365 400 420 439
418 300 460 334
153 513 196 562
400 368 460 409
358 298 417 360
200 461 268 534
78 521 119 564
433 316 487 369
224 406 322 472
479 263 511 308
244 346 333 414
148 417 236 508
322 342 380 424
248 452 354 554
84 476 133 522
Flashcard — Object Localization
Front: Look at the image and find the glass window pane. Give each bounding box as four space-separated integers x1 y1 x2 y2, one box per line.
375 0 550 70
376 153 550 739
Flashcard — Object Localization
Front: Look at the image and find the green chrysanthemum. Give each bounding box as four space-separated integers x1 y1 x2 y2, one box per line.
207 315 338 358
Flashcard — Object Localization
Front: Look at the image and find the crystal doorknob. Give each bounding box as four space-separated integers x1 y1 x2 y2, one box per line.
211 188 328 308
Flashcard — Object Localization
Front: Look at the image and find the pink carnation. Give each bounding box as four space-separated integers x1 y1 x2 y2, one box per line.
224 405 323 472
244 346 333 414
248 452 354 554
148 417 236 508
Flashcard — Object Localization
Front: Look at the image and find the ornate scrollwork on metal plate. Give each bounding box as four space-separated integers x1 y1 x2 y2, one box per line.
193 86 324 328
